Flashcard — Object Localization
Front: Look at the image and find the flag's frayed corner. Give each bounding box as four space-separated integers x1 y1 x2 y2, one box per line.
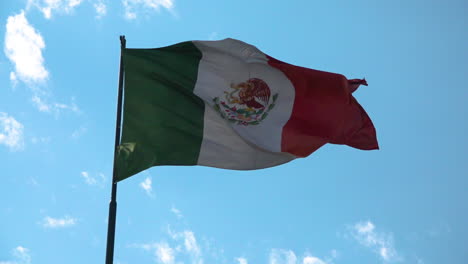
348 78 368 93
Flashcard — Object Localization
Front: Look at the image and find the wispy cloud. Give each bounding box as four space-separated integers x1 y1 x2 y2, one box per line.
135 226 335 264
236 257 248 264
32 95 80 115
71 126 87 139
94 0 107 18
12 247 31 264
31 136 50 144
4 11 48 85
49 100 80 113
80 171 106 186
0 246 31 264
168 229 201 259
182 231 201 262
10 72 18 87
349 221 399 262
140 176 154 197
134 228 204 264
31 95 50 112
81 171 96 185
0 260 16 264
268 249 331 264
27 0 83 19
269 249 297 264
122 0 175 20
170 206 183 219
131 242 175 264
41 216 77 228
0 112 24 151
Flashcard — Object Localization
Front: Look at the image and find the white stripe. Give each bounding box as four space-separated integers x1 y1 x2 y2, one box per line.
193 39 295 154
197 103 295 169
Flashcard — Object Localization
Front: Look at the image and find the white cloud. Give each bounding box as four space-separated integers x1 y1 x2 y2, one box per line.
170 206 183 219
32 95 80 115
166 228 203 264
140 176 154 197
122 0 175 20
32 95 50 112
132 243 154 251
27 0 83 19
133 227 333 264
303 255 327 264
4 11 81 114
349 221 399 262
10 72 18 87
156 242 175 264
4 11 48 85
41 215 77 228
269 249 297 264
12 247 31 264
269 250 331 264
81 171 96 185
53 101 80 113
80 171 105 186
31 136 50 144
236 257 248 264
4 12 81 114
71 126 87 139
0 246 31 264
182 231 201 259
94 1 107 18
131 242 175 264
0 112 24 151
356 221 375 233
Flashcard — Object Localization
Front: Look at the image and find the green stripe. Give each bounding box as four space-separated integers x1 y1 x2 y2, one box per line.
116 42 204 181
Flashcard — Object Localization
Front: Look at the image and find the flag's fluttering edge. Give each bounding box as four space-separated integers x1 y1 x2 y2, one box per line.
116 38 378 181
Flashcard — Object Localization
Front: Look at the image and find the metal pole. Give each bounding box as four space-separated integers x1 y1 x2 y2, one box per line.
105 35 126 264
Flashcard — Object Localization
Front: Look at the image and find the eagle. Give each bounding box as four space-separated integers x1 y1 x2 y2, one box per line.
227 78 271 109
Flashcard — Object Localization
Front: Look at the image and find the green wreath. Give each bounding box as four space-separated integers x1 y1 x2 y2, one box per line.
212 94 278 126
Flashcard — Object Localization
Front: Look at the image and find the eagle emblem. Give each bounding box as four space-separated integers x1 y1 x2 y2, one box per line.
213 78 278 126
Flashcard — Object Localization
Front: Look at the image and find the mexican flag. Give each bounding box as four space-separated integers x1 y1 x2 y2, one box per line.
116 38 378 181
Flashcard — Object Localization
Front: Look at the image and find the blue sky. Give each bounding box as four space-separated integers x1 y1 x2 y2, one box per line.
1 0 467 264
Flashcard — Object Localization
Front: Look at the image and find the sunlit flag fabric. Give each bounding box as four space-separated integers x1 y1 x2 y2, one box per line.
115 38 378 181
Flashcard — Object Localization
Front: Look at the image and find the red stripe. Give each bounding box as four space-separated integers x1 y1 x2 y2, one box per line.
266 56 379 157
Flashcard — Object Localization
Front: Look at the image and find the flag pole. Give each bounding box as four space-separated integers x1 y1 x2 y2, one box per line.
105 35 126 264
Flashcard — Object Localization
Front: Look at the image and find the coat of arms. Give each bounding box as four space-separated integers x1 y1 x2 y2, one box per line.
213 78 278 126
